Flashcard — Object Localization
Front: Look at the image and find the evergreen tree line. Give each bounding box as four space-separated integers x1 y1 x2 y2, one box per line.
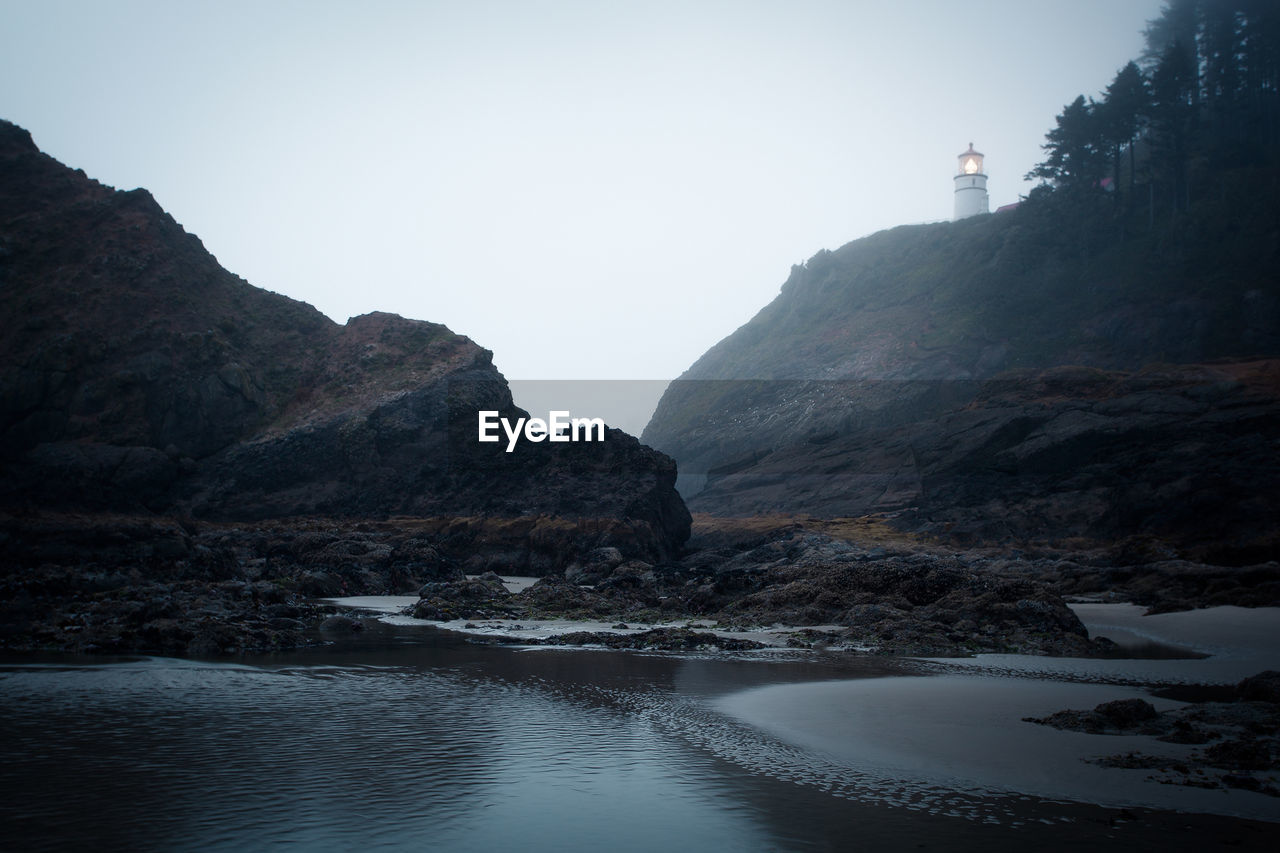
1026 0 1280 220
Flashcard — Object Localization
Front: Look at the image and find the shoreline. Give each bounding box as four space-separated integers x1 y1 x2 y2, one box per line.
7 594 1279 844
328 590 855 652
710 603 1280 822
344 590 1280 821
332 587 1279 669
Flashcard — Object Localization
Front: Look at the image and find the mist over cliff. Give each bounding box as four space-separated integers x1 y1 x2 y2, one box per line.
643 150 1279 560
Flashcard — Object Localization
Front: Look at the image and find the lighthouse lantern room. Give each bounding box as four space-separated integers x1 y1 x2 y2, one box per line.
953 143 989 220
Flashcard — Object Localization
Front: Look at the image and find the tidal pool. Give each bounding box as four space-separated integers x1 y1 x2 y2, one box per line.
2 606 1277 851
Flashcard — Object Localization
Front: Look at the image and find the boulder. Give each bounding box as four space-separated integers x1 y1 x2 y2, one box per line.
1238 671 1280 705
1095 698 1159 727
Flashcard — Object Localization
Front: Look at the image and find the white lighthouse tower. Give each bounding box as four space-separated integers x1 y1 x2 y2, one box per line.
953 143 989 220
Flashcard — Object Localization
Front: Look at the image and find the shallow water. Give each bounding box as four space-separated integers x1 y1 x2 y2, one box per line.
719 675 1279 821
0 629 897 852
716 603 1280 825
2 614 1277 851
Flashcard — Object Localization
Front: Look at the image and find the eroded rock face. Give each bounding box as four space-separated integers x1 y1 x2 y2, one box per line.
0 119 689 561
642 193 1280 562
659 363 1280 562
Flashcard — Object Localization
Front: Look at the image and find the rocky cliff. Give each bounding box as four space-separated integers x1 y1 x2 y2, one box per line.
683 362 1280 563
0 119 690 562
643 171 1280 559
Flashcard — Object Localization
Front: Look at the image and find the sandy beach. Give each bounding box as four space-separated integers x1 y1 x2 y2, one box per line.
715 604 1280 822
329 590 1280 821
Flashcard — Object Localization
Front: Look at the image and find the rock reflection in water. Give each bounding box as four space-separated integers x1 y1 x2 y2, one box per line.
2 626 1276 852
0 640 773 851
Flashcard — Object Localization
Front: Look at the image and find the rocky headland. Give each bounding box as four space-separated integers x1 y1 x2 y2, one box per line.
3 115 1275 661
659 362 1280 566
641 164 1280 596
0 119 688 558
0 119 691 653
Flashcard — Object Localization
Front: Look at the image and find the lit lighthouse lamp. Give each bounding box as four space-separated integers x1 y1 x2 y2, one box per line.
953 142 989 219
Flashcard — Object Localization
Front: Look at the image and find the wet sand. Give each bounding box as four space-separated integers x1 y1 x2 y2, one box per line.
716 604 1280 822
332 592 1280 821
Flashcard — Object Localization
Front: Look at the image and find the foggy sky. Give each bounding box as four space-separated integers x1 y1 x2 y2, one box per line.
1 0 1165 433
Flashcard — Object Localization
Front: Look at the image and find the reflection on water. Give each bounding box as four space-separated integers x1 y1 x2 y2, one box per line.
1090 637 1208 659
0 628 890 852
1 624 1274 852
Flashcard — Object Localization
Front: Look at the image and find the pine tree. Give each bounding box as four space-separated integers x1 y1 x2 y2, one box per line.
1026 95 1106 193
1025 0 1280 222
1201 0 1245 158
1150 38 1199 212
1143 0 1203 86
1239 0 1280 159
1098 61 1151 199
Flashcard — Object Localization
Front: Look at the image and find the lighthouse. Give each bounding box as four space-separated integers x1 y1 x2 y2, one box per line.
953 143 989 220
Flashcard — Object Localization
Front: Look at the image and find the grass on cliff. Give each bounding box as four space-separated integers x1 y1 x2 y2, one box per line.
658 164 1279 388
688 512 934 552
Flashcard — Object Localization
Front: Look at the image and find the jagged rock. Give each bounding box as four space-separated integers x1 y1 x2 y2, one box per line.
1238 671 1280 705
518 575 618 618
0 119 690 563
536 627 765 652
319 614 364 633
411 601 449 621
565 546 627 584
1026 679 1280 793
1095 698 1159 727
412 571 518 621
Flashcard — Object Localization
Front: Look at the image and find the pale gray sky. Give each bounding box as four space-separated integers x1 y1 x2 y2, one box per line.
1 0 1164 431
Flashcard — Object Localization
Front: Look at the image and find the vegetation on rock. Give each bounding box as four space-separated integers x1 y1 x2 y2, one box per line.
643 1 1280 570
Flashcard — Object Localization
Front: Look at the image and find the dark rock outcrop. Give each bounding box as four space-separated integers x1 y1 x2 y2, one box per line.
645 188 1280 480
1239 671 1280 705
1025 698 1161 734
0 119 689 563
405 527 1105 657
676 531 1099 656
414 571 515 621
1045 557 1280 612
0 512 473 653
1024 680 1280 797
642 182 1280 565
534 627 765 652
675 363 1280 563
